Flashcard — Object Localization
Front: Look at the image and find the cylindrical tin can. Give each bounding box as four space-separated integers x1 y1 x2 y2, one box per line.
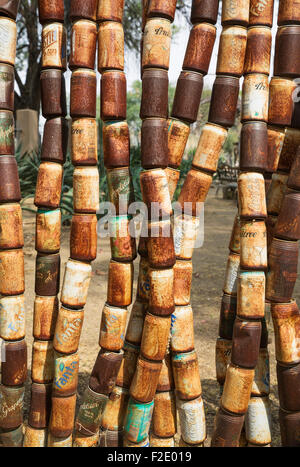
173 260 192 306
101 386 129 431
28 382 52 429
98 21 124 72
107 166 134 215
178 168 212 217
0 248 24 296
71 117 97 166
70 20 97 70
53 352 79 397
268 77 296 127
40 70 66 118
35 253 60 296
252 347 270 396
177 396 206 445
141 118 168 168
50 394 77 438
137 256 150 302
36 208 61 254
142 18 171 70
97 0 124 22
277 362 300 412
267 125 285 173
147 0 177 21
275 190 300 240
221 364 254 414
278 0 300 25
103 120 129 168
249 0 274 26
101 70 126 121
53 306 84 355
279 408 300 447
157 354 174 392
147 219 175 268
240 122 268 172
34 162 63 209
171 305 194 353
150 434 175 447
231 319 262 368
0 203 24 250
0 385 24 430
70 214 97 262
48 433 73 447
0 156 21 202
221 0 250 26
237 271 265 319
38 0 64 23
90 349 123 394
193 123 227 173
241 73 269 122
140 169 172 219
73 166 99 213
109 215 137 262
116 342 139 389
191 0 219 24
149 267 174 317
267 172 288 215
216 26 247 77
70 0 97 20
124 397 154 444
0 294 25 341
99 304 127 351
172 350 202 400
42 22 66 69
41 117 68 164
126 300 146 346
31 340 54 384
74 432 99 447
271 300 300 364
0 111 14 154
165 166 180 200
211 408 244 447
70 69 96 118
223 252 239 296
171 71 204 123
229 214 240 254
0 424 23 447
75 386 108 436
23 427 47 448
107 260 133 307
1 339 27 386
278 128 300 173
167 118 190 169
60 259 92 309
140 312 171 361
0 17 16 65
266 239 298 303
240 220 267 270
130 357 162 403
208 76 240 128
33 295 59 341
238 172 267 219
0 63 14 111
153 391 177 438
219 294 237 340
183 23 216 75
274 26 300 78
216 338 232 386
244 26 272 74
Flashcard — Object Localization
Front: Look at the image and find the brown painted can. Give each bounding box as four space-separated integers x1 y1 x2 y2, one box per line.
140 169 172 219
0 17 16 66
98 21 124 72
267 172 288 215
0 385 24 430
89 349 123 394
70 214 97 262
70 0 97 21
172 350 202 400
278 0 300 25
183 23 216 74
216 338 232 386
171 71 203 123
101 386 129 431
277 362 300 412
244 26 272 74
0 156 20 202
219 294 236 340
126 300 146 346
142 18 171 70
33 296 59 341
221 364 254 414
101 70 126 121
153 391 176 438
42 23 66 70
31 340 54 383
99 304 127 351
70 69 96 118
0 248 24 296
240 220 267 270
35 253 60 296
216 26 247 77
249 0 274 27
38 0 64 23
0 111 14 154
268 77 296 127
70 20 97 70
240 121 268 172
0 203 24 249
1 339 27 386
35 208 61 254
53 351 79 397
130 357 162 403
271 300 300 364
147 0 177 21
231 319 262 368
279 408 300 447
274 26 300 78
147 219 175 268
53 306 84 354
97 0 124 22
167 118 190 169
221 0 250 26
73 166 99 213
141 118 168 169
149 267 174 317
157 353 174 392
107 260 133 307
140 69 168 119
267 125 285 173
40 70 66 118
115 341 139 389
0 63 14 111
211 408 245 447
193 123 227 173
171 305 194 353
241 73 269 122
229 214 240 254
278 128 300 173
266 239 298 303
238 172 267 219
208 76 239 128
50 394 77 438
191 0 219 24
178 168 213 216
28 383 52 429
41 117 68 164
34 162 63 209
140 312 171 361
237 271 265 319
276 190 300 240
103 120 130 168
173 259 192 306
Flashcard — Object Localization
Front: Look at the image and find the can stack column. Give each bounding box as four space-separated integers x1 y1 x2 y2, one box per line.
0 0 27 448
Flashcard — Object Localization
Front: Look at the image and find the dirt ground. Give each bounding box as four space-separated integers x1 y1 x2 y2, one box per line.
20 187 300 447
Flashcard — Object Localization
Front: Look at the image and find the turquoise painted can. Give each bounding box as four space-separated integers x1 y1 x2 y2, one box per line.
124 397 154 443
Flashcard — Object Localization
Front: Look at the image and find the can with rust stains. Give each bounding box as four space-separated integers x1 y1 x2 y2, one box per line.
178 168 212 216
267 125 285 173
275 190 300 240
48 433 73 447
137 257 150 302
101 70 126 121
219 294 237 340
0 0 20 19
70 20 97 70
109 215 137 262
41 117 68 164
34 162 63 209
279 408 300 447
38 0 64 23
35 208 61 254
1 339 27 386
278 128 300 173
271 300 300 364
124 397 154 443
231 319 262 368
70 0 97 20
40 70 66 118
267 239 298 303
177 395 206 444
126 300 147 346
53 351 79 397
0 203 24 249
35 253 60 296
75 386 108 436
70 214 97 262
74 432 99 447
249 0 274 27
277 362 300 412
223 252 239 296
0 248 24 296
0 424 23 447
73 166 99 213
33 295 59 341
171 305 194 353
147 0 177 21
167 118 190 169
130 357 162 403
244 26 272 74
147 219 175 268
0 63 14 111
208 76 240 128
252 347 270 396
141 119 168 169
222 0 250 26
0 17 16 65
101 386 129 431
211 408 245 447
60 259 92 309
173 259 192 306
70 69 96 118
50 393 77 438
71 118 97 166
215 338 232 386
183 23 216 75
107 167 134 215
288 148 300 191
116 342 139 389
217 26 247 77
149 267 174 317
191 0 219 24
99 304 127 351
23 426 47 447
242 74 269 122
157 353 174 392
0 294 25 341
0 111 14 154
90 349 123 394
266 214 277 251
238 172 267 219
98 21 124 72
140 312 171 361
221 364 254 414
240 220 267 270
267 172 288 215
274 26 300 78
142 18 171 70
269 77 296 127
237 271 265 319
97 0 124 22
28 382 52 429
278 0 300 25
103 120 129 168
42 22 66 69
193 123 227 173
107 260 133 307
171 71 204 123
153 391 176 438
31 340 54 384
172 350 202 400
0 385 24 430
229 214 240 254
240 122 268 172
150 434 175 447
53 306 84 355
165 167 180 200
140 169 172 219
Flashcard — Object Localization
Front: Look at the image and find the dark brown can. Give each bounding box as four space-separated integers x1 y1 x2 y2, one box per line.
1 339 27 386
70 214 97 262
277 362 300 412
278 128 300 173
140 68 168 119
279 408 300 447
0 385 24 430
0 63 14 110
41 117 68 164
278 0 300 26
70 69 96 118
141 118 168 169
0 111 14 155
183 23 216 75
0 156 21 202
191 0 219 25
288 147 300 191
103 121 130 168
208 76 239 128
147 0 177 21
50 394 77 438
35 253 60 296
28 382 52 429
34 162 63 209
147 219 175 268
107 260 133 307
244 26 272 75
274 26 300 78
70 0 97 21
171 71 203 123
211 408 245 447
218 293 237 340
275 190 300 240
267 125 285 174
240 121 268 172
89 349 123 395
40 69 67 118
101 71 126 121
249 0 274 27
231 319 262 369
38 0 64 23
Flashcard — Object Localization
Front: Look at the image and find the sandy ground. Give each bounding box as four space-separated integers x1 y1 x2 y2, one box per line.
20 187 300 447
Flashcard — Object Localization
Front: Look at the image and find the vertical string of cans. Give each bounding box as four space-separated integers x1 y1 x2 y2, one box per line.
46 0 98 447
0 0 27 448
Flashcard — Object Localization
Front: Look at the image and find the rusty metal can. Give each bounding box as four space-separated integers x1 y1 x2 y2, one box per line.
0 111 14 154
249 0 274 26
240 220 267 270
107 260 133 307
98 21 124 72
31 340 54 384
221 364 254 414
223 252 239 296
124 397 154 443
35 208 61 254
70 0 97 20
101 70 126 121
222 0 250 26
271 300 300 364
0 248 24 296
244 26 272 74
208 76 240 128
28 382 52 429
99 303 127 351
191 0 219 24
141 118 168 169
103 120 129 168
266 172 288 215
23 426 47 447
279 408 300 447
137 257 150 302
219 294 236 339
140 169 172 219
268 77 296 127
126 301 146 346
177 395 206 444
277 362 300 412
70 214 97 262
211 408 244 447
116 341 139 388
35 253 60 296
147 0 177 21
252 347 270 396
40 70 66 118
165 167 180 200
266 239 298 303
38 0 64 23
74 432 99 447
1 339 27 386
70 20 97 70
245 397 271 445
149 267 174 317
183 23 216 75
216 338 232 386
241 74 269 122
0 424 23 447
50 394 77 438
97 0 124 22
41 117 68 164
72 121 98 168
167 118 190 169
278 0 300 25
0 294 25 341
240 122 268 172
153 391 176 438
217 26 247 77
171 305 194 353
0 63 14 111
101 386 129 431
278 128 300 173
109 215 136 262
229 214 240 254
172 350 202 400
140 312 171 361
147 219 175 268
48 433 73 447
237 271 265 319
0 203 23 249
267 125 285 173
173 259 192 306
231 319 262 368
90 349 123 394
0 0 20 20
238 172 267 219
193 123 227 173
42 22 66 69
274 26 300 78
0 17 16 65
266 214 277 250
33 295 59 340
107 166 134 215
173 214 200 260
53 351 79 397
0 385 24 430
142 18 171 70
75 386 108 436
73 166 99 213
157 353 174 392
178 168 213 216
171 71 203 124
275 190 300 240
34 162 63 209
130 357 162 403
70 69 96 118
150 434 175 447
53 306 84 354
60 259 91 309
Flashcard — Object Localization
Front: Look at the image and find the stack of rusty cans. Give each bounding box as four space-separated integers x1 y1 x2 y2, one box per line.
0 0 27 448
